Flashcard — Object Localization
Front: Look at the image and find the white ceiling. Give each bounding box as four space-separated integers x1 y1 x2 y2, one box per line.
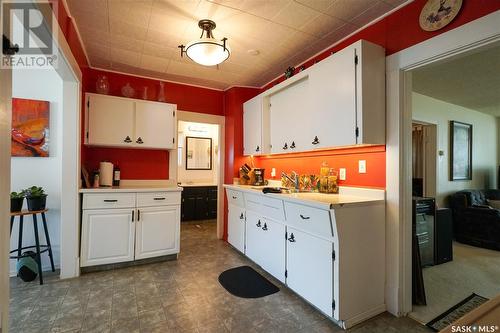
412 43 500 117
65 0 407 90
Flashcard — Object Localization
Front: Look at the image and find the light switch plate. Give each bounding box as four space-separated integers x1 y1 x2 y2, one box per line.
339 168 346 180
358 160 366 173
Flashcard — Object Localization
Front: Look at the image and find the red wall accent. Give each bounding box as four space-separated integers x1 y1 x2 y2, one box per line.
81 68 224 179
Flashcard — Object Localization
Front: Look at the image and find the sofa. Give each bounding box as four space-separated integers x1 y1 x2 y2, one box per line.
449 189 500 251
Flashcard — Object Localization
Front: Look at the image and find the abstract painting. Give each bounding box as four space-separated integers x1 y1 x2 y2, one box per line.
11 98 50 157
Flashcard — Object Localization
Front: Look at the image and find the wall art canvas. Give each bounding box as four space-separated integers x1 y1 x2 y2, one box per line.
450 120 472 181
11 98 50 157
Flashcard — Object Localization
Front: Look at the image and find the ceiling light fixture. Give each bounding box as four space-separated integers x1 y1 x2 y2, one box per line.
178 19 230 66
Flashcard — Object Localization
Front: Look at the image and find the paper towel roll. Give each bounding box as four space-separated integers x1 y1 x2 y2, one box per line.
99 162 114 187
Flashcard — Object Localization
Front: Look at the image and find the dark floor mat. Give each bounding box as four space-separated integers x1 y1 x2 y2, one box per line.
218 265 279 298
426 293 489 331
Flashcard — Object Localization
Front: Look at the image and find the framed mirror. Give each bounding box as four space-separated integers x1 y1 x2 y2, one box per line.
186 136 212 170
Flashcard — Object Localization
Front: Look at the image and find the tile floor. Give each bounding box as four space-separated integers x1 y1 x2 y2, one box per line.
9 221 431 333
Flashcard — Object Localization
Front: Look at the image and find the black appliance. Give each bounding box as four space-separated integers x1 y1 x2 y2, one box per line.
435 208 453 264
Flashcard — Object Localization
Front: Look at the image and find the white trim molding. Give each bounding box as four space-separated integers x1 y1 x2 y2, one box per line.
385 9 500 316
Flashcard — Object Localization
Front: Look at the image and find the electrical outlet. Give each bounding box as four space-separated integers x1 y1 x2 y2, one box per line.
358 160 366 173
339 168 346 180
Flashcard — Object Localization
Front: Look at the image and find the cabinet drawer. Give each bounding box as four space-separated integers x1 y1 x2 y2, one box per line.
137 192 181 207
284 202 332 238
83 193 136 210
226 189 245 208
260 196 285 221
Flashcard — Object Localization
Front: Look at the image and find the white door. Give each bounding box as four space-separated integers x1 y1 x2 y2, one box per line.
260 218 285 283
135 206 179 259
286 227 333 317
308 47 357 149
269 78 310 154
245 210 263 264
87 94 135 147
228 204 245 253
243 96 263 155
81 208 135 266
135 101 175 149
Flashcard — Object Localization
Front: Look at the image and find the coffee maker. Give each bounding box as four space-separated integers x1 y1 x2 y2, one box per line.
253 168 265 186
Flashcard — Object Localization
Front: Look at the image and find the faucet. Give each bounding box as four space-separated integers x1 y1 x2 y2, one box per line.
281 171 299 191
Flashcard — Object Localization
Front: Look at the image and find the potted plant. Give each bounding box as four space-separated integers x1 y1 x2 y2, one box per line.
10 192 24 212
24 186 47 211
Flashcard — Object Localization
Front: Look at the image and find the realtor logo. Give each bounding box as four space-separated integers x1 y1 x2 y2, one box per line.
1 0 58 69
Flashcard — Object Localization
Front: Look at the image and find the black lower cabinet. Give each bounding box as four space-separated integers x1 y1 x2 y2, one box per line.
181 186 217 221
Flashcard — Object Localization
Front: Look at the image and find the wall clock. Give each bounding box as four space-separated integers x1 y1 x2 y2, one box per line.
419 0 463 32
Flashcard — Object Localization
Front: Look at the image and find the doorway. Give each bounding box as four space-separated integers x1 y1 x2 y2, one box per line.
412 122 437 198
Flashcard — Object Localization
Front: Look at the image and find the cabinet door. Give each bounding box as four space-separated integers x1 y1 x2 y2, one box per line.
181 195 196 221
87 94 135 147
245 210 263 265
243 96 263 155
81 208 135 267
195 195 209 220
135 206 179 260
308 47 357 149
269 78 310 154
286 227 333 317
228 204 245 253
260 218 285 283
135 101 175 149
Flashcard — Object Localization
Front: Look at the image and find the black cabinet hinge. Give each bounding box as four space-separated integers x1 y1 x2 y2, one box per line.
86 132 89 139
285 270 288 278
173 137 175 144
332 300 336 310
87 100 90 108
355 127 359 138
285 231 287 239
354 54 358 65
173 110 175 117
3 35 19 55
332 250 336 261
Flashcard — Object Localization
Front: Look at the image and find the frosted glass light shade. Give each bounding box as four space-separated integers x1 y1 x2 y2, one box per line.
185 38 230 66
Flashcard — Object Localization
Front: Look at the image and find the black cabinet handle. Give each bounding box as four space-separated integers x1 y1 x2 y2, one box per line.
255 145 260 152
132 210 134 222
103 199 118 202
282 143 288 150
136 137 144 144
288 233 296 242
154 197 166 201
262 223 268 231
137 209 140 221
290 141 296 149
300 214 310 220
124 136 132 143
232 196 237 199
256 220 261 227
239 213 244 219
312 136 320 145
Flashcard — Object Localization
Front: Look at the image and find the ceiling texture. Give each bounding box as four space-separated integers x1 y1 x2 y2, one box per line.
66 0 407 90
412 44 500 117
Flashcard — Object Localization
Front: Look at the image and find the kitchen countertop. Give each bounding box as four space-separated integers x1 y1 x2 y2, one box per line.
79 185 183 193
178 183 217 187
224 184 385 209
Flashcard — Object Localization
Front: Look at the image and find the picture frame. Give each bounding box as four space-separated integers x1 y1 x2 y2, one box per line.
450 121 472 181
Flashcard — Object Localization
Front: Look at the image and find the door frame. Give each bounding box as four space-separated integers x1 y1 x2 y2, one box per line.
169 111 226 239
386 10 500 315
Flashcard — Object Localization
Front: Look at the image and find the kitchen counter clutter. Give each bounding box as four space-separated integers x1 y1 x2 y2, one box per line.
224 184 386 329
80 185 182 268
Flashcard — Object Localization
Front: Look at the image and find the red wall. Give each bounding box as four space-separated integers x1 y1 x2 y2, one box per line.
81 68 224 179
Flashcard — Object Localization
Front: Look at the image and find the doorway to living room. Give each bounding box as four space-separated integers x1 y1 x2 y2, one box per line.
409 42 500 326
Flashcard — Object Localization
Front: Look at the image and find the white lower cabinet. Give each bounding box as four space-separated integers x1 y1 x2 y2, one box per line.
81 191 181 267
228 204 245 253
246 212 286 283
135 206 179 260
286 227 333 317
81 208 135 267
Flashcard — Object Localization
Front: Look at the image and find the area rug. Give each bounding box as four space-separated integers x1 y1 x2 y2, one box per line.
218 266 279 298
426 293 489 331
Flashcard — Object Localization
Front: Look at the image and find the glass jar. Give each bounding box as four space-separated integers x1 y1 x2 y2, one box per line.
327 169 338 194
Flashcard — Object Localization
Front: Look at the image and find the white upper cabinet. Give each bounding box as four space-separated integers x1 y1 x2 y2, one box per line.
243 95 264 155
85 93 176 150
87 94 135 147
135 101 175 149
242 39 385 156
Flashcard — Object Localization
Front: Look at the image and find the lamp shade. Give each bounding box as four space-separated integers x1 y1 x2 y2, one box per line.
185 38 230 66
